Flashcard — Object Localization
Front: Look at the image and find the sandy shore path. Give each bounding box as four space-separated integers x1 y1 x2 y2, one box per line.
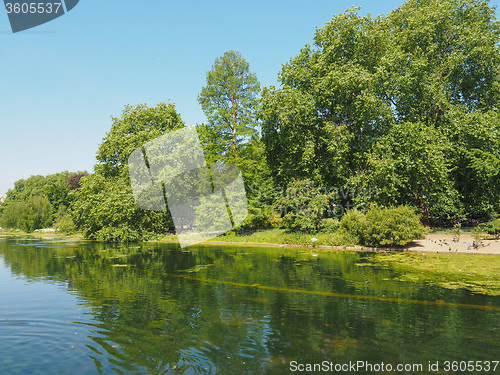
406 233 500 255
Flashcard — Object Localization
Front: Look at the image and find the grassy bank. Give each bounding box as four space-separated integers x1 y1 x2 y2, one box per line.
157 227 497 249
0 229 83 241
211 228 358 246
157 228 359 248
159 229 500 296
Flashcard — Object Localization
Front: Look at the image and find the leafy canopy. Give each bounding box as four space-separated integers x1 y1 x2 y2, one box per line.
96 102 184 178
261 0 500 220
0 171 83 231
72 103 184 241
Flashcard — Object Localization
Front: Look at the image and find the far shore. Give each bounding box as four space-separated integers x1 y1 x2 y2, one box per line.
2 231 499 255
159 233 500 255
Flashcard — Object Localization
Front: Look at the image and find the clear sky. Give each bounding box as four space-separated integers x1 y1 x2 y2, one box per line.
0 0 498 195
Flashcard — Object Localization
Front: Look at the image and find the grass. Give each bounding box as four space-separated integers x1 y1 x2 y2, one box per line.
428 227 475 234
158 228 359 248
0 228 83 240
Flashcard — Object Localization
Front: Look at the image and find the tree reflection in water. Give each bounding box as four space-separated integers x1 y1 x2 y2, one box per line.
1 236 499 374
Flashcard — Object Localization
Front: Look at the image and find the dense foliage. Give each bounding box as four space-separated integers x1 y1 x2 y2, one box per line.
261 0 500 223
484 218 500 238
0 195 53 232
67 173 87 190
70 103 183 241
353 121 462 223
274 179 335 233
95 102 185 178
0 171 81 232
53 205 77 233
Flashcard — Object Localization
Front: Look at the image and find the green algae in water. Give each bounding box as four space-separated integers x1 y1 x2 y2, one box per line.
1 237 499 375
371 252 500 296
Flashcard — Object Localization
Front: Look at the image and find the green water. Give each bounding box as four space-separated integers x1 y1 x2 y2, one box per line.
0 236 499 374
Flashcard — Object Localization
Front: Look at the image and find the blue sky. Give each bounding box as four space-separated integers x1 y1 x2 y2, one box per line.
0 0 498 195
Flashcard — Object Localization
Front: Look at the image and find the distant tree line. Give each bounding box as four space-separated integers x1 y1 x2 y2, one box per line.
0 172 85 232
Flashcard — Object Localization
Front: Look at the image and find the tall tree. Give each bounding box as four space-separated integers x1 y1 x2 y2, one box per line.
261 0 500 220
72 102 184 241
198 51 260 157
260 8 392 188
197 52 276 227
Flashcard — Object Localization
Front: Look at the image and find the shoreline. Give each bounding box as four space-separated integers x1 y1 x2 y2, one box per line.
2 232 499 255
161 233 500 255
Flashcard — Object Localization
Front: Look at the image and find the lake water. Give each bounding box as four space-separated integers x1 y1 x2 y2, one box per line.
0 236 499 374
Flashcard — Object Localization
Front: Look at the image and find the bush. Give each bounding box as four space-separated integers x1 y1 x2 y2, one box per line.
94 225 141 242
242 214 281 230
320 218 340 233
339 209 366 244
340 205 426 247
484 219 500 239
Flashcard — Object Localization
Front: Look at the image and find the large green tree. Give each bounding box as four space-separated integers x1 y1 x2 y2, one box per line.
261 8 392 188
70 174 172 241
351 122 463 222
95 102 184 178
261 0 500 220
198 52 275 227
71 102 184 240
198 50 260 158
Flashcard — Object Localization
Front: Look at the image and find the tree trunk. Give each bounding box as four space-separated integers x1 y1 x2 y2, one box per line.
231 93 238 155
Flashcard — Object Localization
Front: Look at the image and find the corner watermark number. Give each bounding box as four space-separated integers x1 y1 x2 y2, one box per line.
3 0 79 33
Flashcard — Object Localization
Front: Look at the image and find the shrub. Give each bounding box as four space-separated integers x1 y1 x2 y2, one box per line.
320 218 340 233
484 219 500 239
242 214 282 230
364 206 427 246
339 209 366 244
340 205 426 247
94 225 140 242
267 215 283 227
